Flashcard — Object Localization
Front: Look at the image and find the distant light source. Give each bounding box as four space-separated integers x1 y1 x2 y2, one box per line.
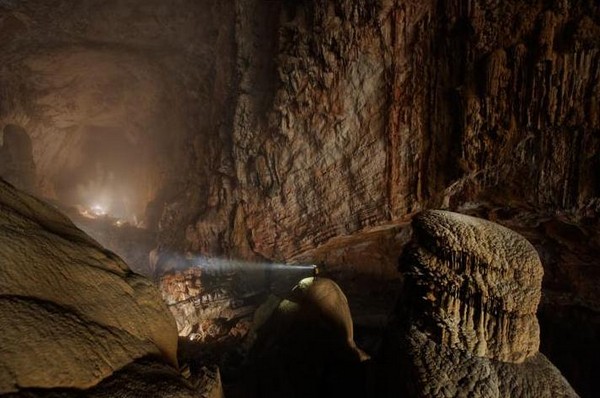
312 264 319 278
90 204 107 217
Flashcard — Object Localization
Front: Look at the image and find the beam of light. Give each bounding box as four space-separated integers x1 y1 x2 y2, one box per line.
188 255 317 274
157 252 319 311
153 251 318 277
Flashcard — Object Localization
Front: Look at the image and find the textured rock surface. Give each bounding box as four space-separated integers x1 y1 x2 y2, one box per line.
383 210 577 397
0 124 36 193
406 210 543 362
225 0 600 262
159 267 254 341
2 0 596 265
392 328 579 398
0 0 598 394
0 178 181 393
456 204 600 396
2 359 203 398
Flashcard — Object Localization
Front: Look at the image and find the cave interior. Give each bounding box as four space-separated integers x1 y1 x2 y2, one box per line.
0 0 598 397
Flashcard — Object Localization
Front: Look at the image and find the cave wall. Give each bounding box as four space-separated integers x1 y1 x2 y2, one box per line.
0 0 238 228
194 5 600 392
183 0 599 261
2 0 596 262
0 0 597 395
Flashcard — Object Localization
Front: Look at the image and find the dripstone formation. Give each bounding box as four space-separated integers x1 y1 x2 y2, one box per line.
384 210 577 397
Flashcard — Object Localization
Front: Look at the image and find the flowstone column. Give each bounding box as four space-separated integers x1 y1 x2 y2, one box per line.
384 210 578 397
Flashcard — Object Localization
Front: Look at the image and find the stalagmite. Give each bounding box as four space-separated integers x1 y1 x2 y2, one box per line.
383 210 578 397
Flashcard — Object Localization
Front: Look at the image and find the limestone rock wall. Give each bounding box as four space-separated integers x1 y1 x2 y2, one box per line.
197 0 600 262
1 0 597 266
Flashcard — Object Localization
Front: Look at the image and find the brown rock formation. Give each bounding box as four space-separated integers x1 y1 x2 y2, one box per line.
224 0 600 261
383 210 577 397
4 0 595 264
0 0 597 394
0 178 215 396
237 277 368 398
406 210 543 363
159 267 253 341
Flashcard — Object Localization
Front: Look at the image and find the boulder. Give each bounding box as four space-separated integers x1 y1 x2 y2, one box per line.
0 178 202 396
239 277 368 398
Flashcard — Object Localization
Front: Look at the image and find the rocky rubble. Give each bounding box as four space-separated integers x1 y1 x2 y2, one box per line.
159 267 255 341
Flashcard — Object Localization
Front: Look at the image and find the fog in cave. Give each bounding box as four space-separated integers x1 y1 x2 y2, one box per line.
0 1 598 397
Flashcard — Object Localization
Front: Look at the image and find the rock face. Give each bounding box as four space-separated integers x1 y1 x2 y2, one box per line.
159 267 254 341
222 0 600 262
384 210 577 397
0 0 598 394
0 124 36 193
0 178 202 396
2 0 597 264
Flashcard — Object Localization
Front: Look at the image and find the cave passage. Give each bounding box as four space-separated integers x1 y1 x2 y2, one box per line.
0 1 598 397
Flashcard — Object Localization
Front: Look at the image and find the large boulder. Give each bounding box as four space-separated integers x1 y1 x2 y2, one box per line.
239 277 368 398
0 178 203 396
382 210 578 397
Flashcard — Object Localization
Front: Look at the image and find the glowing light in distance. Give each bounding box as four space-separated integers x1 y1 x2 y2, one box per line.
90 204 107 216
